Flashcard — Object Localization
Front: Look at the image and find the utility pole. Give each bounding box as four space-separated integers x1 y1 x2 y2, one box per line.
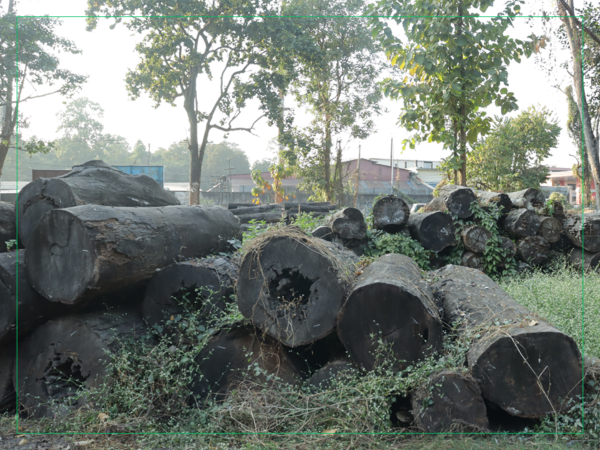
390 136 394 194
147 143 151 165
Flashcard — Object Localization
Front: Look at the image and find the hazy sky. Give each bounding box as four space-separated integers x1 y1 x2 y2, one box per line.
14 0 578 170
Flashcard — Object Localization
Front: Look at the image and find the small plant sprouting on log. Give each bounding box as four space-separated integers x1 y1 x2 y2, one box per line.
4 239 16 252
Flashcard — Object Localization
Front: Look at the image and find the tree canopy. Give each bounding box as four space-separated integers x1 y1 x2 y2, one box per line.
466 106 560 192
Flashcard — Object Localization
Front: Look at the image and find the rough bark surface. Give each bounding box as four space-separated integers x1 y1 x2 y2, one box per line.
537 216 562 244
237 211 283 224
0 251 71 343
436 185 478 219
501 209 540 238
567 248 600 271
190 324 303 401
324 208 367 240
0 201 16 251
517 236 550 266
461 226 492 253
142 257 238 333
230 204 282 216
563 212 600 252
237 233 358 347
476 191 512 215
17 308 146 418
337 254 443 372
411 370 489 432
0 346 15 412
507 188 546 210
17 160 179 245
431 265 581 418
26 205 240 305
372 195 410 232
406 212 457 253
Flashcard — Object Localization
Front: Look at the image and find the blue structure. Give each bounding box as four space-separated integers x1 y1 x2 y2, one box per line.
112 165 164 188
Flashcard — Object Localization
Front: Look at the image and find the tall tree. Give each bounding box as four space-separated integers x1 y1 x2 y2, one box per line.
281 0 385 202
553 1 600 208
0 0 86 179
466 105 560 192
86 1 279 205
368 0 534 186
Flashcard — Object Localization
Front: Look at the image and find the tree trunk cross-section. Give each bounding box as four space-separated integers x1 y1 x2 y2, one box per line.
0 251 72 343
431 265 581 418
17 308 146 418
324 207 367 240
407 212 457 253
337 254 443 372
411 370 489 432
537 216 562 244
372 195 410 233
25 205 240 305
461 226 492 253
461 251 484 271
436 185 478 219
307 358 357 391
507 188 546 210
17 160 180 246
501 209 540 238
189 324 303 401
517 236 550 266
236 233 358 347
563 212 600 252
142 257 238 334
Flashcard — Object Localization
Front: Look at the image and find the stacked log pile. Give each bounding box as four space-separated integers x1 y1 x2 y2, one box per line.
0 177 591 433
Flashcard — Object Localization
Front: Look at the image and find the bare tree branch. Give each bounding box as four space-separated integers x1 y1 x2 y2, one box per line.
558 0 600 46
210 113 266 136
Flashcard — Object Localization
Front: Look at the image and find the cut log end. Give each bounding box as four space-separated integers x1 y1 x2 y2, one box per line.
517 236 550 266
372 195 410 233
407 212 457 253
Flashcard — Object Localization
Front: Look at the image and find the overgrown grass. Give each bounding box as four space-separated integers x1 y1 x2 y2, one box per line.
500 264 599 359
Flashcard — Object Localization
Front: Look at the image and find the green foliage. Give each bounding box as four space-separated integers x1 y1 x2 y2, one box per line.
281 0 386 202
368 0 534 185
364 230 433 270
467 106 560 192
4 239 16 252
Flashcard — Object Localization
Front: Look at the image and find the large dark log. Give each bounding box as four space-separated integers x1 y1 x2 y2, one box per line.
236 230 358 347
0 201 16 252
337 254 443 372
567 248 600 271
0 346 15 412
0 251 71 343
550 232 575 253
237 211 284 224
507 188 545 210
497 236 517 268
563 212 600 252
311 226 334 241
476 191 512 215
228 203 257 209
284 202 331 209
286 211 329 223
406 212 457 253
190 324 303 401
307 358 357 391
372 195 410 233
411 370 489 432
26 205 240 305
230 204 282 216
517 236 550 266
17 160 179 246
17 308 146 418
435 185 478 219
431 265 581 418
501 208 540 238
461 251 484 271
537 216 562 243
324 207 367 240
142 257 238 335
461 226 492 253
